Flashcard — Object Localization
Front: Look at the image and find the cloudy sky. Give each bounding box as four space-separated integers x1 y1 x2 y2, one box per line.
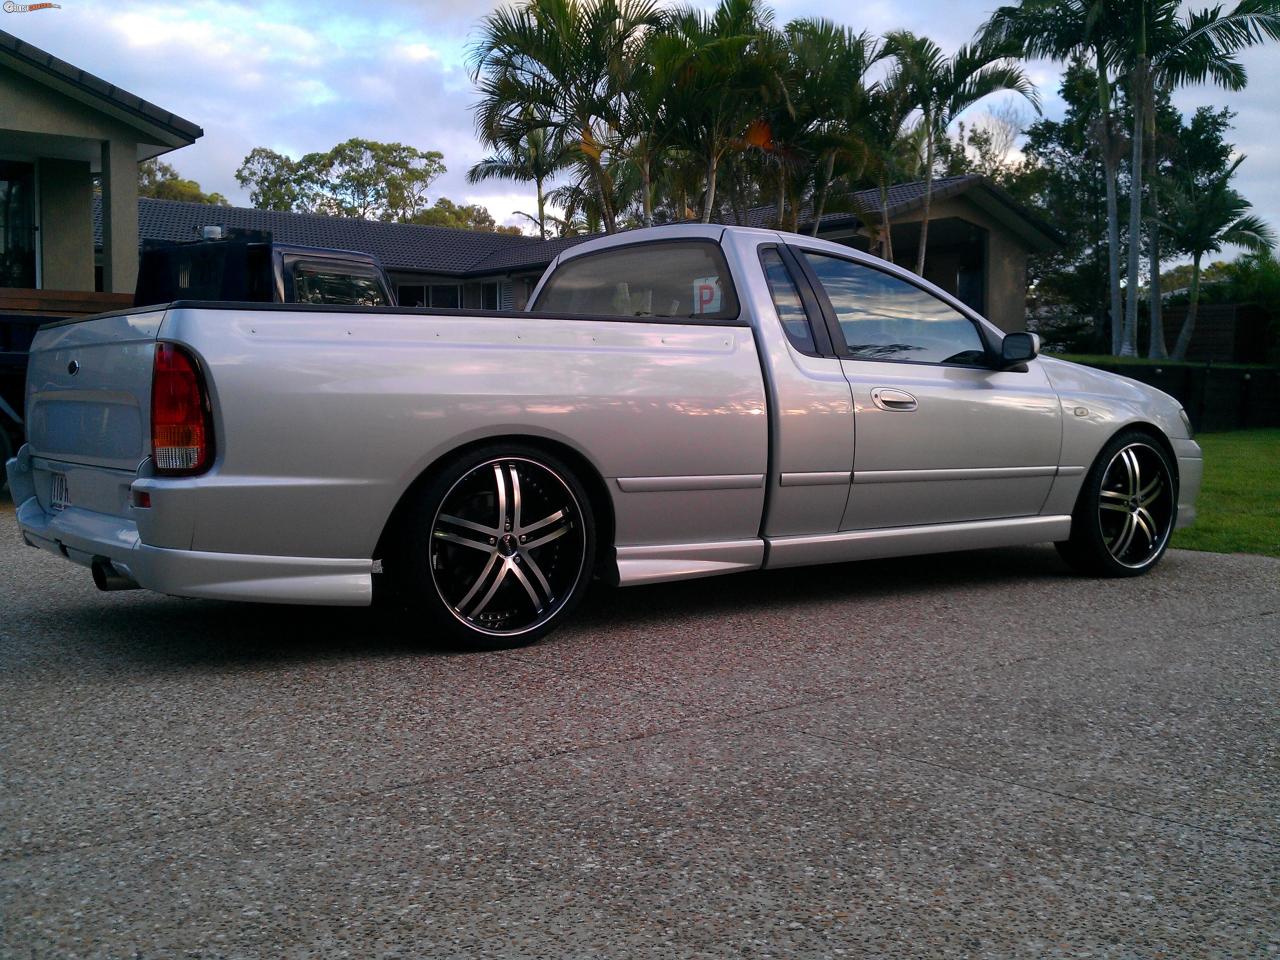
6 0 1277 239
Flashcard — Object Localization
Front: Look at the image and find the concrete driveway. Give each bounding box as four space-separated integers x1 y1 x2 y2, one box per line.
1 503 1276 959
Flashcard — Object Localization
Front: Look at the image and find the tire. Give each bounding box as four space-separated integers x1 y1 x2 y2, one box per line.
1056 429 1178 578
397 444 596 649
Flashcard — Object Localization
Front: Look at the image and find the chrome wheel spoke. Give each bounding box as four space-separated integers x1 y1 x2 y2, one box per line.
508 464 523 530
520 548 553 598
1133 507 1157 543
1139 475 1163 505
494 464 509 531
1109 513 1137 556
457 552 503 613
524 521 569 550
1099 490 1128 503
519 508 565 536
1123 448 1141 497
1099 502 1129 514
432 529 492 552
438 514 499 538
508 560 544 613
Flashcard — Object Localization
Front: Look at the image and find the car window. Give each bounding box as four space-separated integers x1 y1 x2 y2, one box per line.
535 241 739 320
293 263 388 306
760 248 816 353
801 251 988 365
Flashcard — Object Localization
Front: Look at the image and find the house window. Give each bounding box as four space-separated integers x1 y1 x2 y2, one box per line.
398 283 460 309
481 281 499 310
0 162 37 289
430 284 460 309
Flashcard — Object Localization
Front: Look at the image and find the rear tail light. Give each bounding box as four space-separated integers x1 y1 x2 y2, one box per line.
151 342 214 475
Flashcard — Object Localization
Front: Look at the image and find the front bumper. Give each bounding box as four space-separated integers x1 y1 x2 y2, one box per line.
1172 437 1202 530
6 445 373 606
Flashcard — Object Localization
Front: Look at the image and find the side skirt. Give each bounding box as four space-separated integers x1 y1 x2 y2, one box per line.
765 515 1072 569
612 515 1072 587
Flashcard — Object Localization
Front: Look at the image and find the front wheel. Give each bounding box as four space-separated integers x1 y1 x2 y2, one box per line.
399 445 596 648
1056 430 1177 577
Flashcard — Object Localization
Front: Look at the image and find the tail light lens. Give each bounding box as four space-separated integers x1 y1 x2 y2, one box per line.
151 342 214 475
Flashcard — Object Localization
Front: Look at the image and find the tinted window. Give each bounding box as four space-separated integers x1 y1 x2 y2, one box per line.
429 285 460 309
536 242 739 320
399 284 426 307
760 248 815 353
294 264 388 306
803 252 987 365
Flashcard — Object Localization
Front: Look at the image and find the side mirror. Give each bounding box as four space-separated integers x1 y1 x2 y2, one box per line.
1000 331 1040 368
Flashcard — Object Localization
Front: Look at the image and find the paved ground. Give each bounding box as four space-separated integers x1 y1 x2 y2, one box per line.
0 503 1276 959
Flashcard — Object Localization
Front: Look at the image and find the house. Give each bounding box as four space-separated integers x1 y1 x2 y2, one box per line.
742 176 1063 333
99 197 592 312
0 28 201 316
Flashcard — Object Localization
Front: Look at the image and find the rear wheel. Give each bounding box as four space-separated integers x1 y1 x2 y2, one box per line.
1056 430 1177 577
400 445 595 648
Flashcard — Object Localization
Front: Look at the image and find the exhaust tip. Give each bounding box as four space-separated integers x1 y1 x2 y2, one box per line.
91 556 140 592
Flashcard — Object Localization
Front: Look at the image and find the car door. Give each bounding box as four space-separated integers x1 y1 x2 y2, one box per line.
788 244 1062 531
745 240 856 539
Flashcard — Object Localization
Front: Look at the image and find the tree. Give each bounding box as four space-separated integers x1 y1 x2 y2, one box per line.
309 138 445 220
664 0 781 223
857 66 916 261
982 0 1128 354
614 22 692 228
1114 0 1280 356
1145 101 1235 357
470 0 662 234
235 139 445 221
138 159 228 205
886 30 1038 275
469 117 566 239
234 148 310 211
1159 156 1275 359
407 198 523 234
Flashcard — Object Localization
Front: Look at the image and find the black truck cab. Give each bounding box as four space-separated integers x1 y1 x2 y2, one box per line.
134 232 396 308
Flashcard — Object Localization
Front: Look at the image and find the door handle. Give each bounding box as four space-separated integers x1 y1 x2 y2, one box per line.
870 388 918 412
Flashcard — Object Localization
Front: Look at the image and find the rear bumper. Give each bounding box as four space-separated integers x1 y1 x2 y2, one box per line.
6 446 373 606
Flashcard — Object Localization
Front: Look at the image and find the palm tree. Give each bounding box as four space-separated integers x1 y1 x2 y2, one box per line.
467 119 565 239
470 0 662 234
859 74 916 262
886 30 1038 276
755 20 882 236
982 0 1126 354
1115 0 1280 356
1159 156 1275 360
614 21 690 227
665 0 778 223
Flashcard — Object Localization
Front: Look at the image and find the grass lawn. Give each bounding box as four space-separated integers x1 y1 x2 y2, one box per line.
1171 429 1280 558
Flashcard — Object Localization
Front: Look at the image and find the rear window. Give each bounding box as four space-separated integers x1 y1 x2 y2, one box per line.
293 263 388 306
135 241 273 307
534 241 739 320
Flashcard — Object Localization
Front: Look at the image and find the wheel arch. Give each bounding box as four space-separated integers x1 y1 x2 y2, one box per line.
373 433 617 579
1105 420 1180 489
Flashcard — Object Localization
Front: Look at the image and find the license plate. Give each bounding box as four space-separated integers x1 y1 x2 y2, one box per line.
49 473 69 512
